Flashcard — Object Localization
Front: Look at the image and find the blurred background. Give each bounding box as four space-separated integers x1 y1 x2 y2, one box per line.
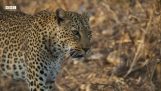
0 0 161 91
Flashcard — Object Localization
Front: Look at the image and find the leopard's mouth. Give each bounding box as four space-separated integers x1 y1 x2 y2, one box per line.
69 49 84 58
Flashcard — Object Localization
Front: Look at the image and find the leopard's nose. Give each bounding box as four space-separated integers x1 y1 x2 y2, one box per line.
83 48 89 53
70 49 84 58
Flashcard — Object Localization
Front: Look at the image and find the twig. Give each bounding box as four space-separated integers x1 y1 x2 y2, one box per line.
124 9 153 78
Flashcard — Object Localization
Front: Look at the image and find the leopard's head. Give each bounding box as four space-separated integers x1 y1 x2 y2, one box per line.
52 8 92 58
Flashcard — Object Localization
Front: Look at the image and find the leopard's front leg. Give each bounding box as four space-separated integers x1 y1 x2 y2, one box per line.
25 61 54 91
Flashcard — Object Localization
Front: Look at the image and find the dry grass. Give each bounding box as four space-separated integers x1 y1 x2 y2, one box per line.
0 0 161 91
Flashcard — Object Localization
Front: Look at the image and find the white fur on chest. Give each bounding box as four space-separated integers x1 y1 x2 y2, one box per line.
46 53 64 83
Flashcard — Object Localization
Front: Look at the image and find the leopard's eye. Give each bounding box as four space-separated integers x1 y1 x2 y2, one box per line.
73 31 81 39
88 31 92 39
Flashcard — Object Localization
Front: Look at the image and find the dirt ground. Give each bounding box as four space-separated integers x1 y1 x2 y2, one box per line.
0 0 161 91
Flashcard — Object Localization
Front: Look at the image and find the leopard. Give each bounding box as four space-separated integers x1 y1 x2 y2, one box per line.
0 8 91 91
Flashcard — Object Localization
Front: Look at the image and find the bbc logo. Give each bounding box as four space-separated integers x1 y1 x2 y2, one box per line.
5 6 17 10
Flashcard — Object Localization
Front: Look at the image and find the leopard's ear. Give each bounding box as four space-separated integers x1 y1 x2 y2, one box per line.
82 12 90 21
55 8 65 25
